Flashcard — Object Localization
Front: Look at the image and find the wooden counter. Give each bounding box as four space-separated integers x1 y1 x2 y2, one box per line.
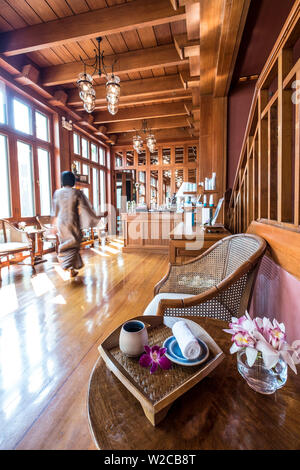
169 222 231 263
121 211 185 253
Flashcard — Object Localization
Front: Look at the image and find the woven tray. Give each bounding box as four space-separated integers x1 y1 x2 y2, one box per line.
98 315 225 425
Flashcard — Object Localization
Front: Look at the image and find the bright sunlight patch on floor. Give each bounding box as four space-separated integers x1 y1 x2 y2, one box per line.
52 294 67 305
53 264 71 281
90 247 110 257
0 283 19 318
102 245 120 254
31 273 55 297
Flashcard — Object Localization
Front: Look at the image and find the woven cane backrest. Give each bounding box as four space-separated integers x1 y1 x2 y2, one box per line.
223 236 262 278
159 240 230 295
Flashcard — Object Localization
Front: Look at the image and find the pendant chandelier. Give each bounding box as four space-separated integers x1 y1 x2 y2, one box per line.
77 37 120 114
132 120 157 154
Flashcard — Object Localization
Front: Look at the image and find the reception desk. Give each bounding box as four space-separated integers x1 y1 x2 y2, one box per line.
121 211 186 253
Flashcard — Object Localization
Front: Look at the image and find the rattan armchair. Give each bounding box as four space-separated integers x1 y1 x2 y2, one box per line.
153 234 267 322
0 219 35 281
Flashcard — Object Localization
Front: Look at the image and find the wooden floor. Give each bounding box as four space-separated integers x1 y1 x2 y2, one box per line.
0 239 169 450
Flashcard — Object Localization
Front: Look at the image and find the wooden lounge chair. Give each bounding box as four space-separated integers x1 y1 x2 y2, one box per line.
144 234 267 322
0 219 35 281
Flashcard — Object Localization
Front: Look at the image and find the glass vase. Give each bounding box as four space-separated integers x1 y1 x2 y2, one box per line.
237 350 287 394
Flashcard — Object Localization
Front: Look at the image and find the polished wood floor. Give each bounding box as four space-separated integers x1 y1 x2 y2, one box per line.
0 239 168 450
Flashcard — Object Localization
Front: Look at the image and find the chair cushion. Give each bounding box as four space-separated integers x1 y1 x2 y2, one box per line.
0 242 31 254
143 293 194 328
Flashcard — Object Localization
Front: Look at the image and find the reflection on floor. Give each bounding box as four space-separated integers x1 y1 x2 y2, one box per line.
0 238 168 450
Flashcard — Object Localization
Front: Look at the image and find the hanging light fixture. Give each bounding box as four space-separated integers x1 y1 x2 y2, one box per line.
146 133 156 153
132 120 157 154
77 37 120 115
133 133 143 154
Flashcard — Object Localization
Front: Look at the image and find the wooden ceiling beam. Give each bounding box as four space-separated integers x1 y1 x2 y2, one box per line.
68 74 186 106
185 0 200 41
93 101 190 124
114 127 196 145
90 91 192 111
179 70 200 89
0 0 185 57
41 44 187 87
173 34 199 60
199 0 224 95
105 115 191 133
214 0 250 97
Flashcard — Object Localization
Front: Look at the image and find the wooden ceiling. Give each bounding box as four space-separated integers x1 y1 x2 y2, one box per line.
0 0 250 145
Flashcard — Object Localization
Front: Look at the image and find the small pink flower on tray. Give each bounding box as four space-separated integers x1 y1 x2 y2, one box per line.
139 345 172 374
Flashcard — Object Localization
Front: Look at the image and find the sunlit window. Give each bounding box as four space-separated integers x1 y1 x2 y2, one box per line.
74 160 81 173
38 148 51 215
91 143 98 163
36 111 49 142
17 141 35 217
13 98 32 135
0 81 7 124
0 134 11 218
82 163 89 182
100 170 106 212
82 138 89 158
82 187 89 199
73 132 80 154
93 168 99 214
99 147 105 165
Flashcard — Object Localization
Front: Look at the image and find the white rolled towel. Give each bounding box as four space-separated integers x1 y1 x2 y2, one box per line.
172 321 201 360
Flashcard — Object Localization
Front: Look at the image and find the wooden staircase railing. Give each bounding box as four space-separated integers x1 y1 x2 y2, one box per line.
228 1 300 234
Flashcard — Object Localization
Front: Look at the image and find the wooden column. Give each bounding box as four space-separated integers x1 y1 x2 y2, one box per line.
198 95 227 221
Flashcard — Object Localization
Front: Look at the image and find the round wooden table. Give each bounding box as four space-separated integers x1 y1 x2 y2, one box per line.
87 318 300 450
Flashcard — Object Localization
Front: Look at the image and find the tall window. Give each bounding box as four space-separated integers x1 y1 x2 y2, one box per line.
17 141 35 217
0 134 11 218
99 147 105 165
38 148 51 216
73 132 80 155
0 84 54 219
91 143 98 163
100 170 106 212
92 168 99 214
0 82 6 125
36 111 49 142
71 130 108 213
13 98 32 135
82 138 89 159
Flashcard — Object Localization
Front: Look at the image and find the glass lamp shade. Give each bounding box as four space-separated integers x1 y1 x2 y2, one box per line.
84 100 95 113
133 135 143 154
83 91 96 113
79 87 96 102
77 72 93 92
107 102 118 115
146 134 156 152
106 74 120 105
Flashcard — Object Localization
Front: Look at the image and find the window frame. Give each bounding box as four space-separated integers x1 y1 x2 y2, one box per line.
71 129 108 213
0 83 55 221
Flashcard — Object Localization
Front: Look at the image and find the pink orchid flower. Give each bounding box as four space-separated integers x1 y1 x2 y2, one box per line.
224 312 300 373
139 345 172 374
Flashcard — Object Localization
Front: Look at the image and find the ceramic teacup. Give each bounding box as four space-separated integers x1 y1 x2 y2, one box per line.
119 320 148 357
